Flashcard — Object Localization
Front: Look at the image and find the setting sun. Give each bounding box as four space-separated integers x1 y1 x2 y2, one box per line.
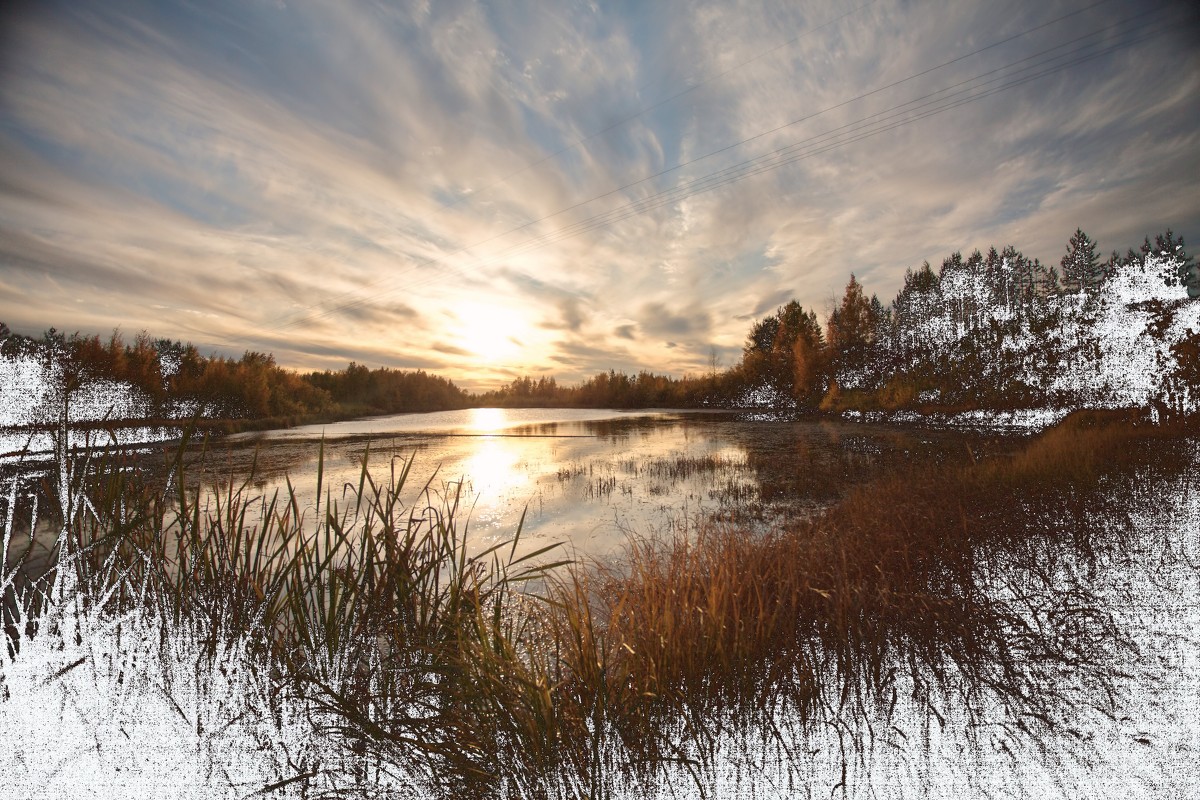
455 303 526 365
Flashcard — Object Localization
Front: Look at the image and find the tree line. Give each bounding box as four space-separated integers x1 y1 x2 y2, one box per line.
3 227 1196 427
0 330 468 426
729 228 1198 416
473 369 728 409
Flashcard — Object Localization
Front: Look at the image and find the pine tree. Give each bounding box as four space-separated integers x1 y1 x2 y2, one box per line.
1142 229 1195 295
744 316 780 357
770 301 818 395
1004 246 1037 306
984 246 1007 307
1060 228 1101 294
1031 261 1058 297
827 274 878 390
1104 250 1123 286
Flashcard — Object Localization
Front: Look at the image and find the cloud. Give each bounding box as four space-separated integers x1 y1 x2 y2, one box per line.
554 297 588 331
431 342 472 358
316 300 422 332
739 288 797 320
0 0 1197 389
501 268 592 331
638 302 711 338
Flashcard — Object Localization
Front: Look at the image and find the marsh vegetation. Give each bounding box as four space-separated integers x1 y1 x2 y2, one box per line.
2 409 1196 798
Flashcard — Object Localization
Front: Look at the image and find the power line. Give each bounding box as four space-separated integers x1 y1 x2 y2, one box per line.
493 10 1167 260
347 20 1172 317
440 1 880 212
255 1 879 335
466 0 1122 248
258 0 1120 338
283 1 1161 333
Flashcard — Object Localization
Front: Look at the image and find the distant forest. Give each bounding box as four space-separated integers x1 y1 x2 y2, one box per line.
3 227 1197 428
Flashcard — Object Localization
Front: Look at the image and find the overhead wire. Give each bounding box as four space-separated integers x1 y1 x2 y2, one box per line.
253 1 879 335
438 0 880 213
256 0 1121 339
455 0 1123 250
401 15 1178 309
492 8 1169 261
281 1 1172 334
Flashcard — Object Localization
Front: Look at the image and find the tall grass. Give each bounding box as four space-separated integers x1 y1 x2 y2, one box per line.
1 410 1190 797
3 429 577 795
531 411 1189 791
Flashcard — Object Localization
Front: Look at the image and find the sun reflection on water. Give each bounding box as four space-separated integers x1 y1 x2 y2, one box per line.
463 437 526 493
468 407 507 432
458 410 539 529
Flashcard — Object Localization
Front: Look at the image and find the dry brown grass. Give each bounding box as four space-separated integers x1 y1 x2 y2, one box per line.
533 409 1188 789
8 410 1189 797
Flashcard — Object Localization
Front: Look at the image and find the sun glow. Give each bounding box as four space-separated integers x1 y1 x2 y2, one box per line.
456 303 526 364
468 407 507 432
463 437 525 494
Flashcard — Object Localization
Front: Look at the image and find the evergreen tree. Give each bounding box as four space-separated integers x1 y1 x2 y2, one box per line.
743 316 780 357
741 315 781 391
1060 228 1101 294
1141 229 1195 296
827 274 878 390
784 305 826 405
740 301 827 398
1037 264 1061 296
771 301 816 397
938 251 988 331
983 247 1007 308
889 262 941 376
1002 246 1037 307
1104 250 1124 287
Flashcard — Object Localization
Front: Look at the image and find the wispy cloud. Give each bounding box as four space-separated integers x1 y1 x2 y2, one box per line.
1 0 1197 388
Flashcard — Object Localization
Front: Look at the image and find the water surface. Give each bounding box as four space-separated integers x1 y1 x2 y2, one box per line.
210 407 1013 561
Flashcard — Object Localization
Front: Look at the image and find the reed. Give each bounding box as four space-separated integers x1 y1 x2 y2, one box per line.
540 410 1187 789
2 410 1187 797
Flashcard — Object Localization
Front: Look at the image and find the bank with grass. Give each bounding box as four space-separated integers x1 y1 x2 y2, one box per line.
2 408 1196 798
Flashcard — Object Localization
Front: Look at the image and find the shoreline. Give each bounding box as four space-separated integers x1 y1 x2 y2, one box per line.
0 400 1179 449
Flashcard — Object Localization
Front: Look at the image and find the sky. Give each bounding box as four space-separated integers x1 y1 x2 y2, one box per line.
0 0 1197 391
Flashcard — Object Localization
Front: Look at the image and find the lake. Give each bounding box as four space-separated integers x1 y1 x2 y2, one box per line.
209 409 1198 794
4 406 1011 581
209 407 1015 562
